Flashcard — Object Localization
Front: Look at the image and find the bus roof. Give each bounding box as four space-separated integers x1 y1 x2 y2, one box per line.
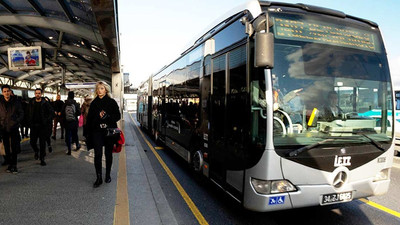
184 0 378 56
151 0 380 81
187 0 262 49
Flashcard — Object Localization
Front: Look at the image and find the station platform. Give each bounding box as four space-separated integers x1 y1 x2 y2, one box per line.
0 112 178 225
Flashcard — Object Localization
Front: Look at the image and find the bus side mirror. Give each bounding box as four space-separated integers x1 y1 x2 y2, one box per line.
254 32 274 68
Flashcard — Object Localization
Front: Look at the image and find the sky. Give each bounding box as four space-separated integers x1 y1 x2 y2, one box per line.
118 0 400 89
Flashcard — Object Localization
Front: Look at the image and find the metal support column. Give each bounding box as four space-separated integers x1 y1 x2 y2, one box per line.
112 72 123 119
60 66 67 96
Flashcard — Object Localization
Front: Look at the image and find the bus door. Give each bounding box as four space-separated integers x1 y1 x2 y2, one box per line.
225 46 248 196
153 80 166 142
210 47 248 193
160 81 167 140
210 54 227 183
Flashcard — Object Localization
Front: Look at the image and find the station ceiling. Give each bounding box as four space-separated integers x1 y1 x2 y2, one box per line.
0 0 119 93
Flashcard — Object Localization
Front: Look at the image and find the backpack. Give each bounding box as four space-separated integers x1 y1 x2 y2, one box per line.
65 104 76 122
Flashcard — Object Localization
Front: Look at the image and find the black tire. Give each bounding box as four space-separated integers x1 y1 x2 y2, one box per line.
191 150 203 172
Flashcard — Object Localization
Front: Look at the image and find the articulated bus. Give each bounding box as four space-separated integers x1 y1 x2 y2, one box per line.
137 0 394 212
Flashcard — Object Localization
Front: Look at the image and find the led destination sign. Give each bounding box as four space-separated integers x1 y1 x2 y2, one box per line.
273 16 380 53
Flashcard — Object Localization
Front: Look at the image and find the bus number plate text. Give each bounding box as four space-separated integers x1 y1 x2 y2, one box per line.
321 191 352 205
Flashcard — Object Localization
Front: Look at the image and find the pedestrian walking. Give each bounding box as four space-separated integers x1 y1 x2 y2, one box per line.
44 96 54 153
81 95 92 138
28 88 54 166
20 98 29 138
0 85 24 173
52 94 64 139
61 91 81 155
86 81 121 188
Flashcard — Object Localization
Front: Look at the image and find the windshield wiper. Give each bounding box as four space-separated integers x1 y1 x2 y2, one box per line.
320 130 385 151
287 131 386 157
353 132 385 151
288 138 335 157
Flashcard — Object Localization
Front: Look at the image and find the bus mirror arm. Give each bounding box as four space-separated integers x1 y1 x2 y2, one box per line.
241 16 254 36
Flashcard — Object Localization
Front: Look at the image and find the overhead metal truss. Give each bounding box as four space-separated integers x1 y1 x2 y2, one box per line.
0 76 33 90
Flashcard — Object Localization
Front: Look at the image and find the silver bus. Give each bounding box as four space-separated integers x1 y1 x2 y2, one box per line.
137 0 394 212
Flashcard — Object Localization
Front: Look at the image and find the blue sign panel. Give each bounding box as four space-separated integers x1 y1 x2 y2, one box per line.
268 196 285 205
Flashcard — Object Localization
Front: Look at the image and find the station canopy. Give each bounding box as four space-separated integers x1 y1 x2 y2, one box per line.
0 0 119 95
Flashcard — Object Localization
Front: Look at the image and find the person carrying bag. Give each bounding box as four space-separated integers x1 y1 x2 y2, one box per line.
85 81 121 188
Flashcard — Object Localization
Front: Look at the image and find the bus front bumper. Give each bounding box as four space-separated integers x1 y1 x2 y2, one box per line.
243 177 390 212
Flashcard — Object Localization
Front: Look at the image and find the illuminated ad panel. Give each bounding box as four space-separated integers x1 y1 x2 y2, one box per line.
8 46 44 71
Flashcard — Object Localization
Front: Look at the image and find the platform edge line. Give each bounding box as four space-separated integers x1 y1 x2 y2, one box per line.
129 113 209 225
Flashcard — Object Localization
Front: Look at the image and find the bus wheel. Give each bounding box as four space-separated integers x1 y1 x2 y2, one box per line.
192 150 203 172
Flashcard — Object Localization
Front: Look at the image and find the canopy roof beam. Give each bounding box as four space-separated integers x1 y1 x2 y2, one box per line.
53 31 64 61
27 0 46 17
0 15 103 44
0 26 30 46
17 66 55 80
91 0 120 72
11 25 56 47
0 0 16 14
81 38 92 51
57 0 75 23
0 55 7 67
54 57 110 74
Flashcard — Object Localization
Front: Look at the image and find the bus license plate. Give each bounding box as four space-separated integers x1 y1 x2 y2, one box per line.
321 191 352 205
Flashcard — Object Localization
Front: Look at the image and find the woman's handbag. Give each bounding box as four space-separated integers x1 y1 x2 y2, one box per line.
0 141 5 156
112 129 125 153
78 114 84 127
106 128 121 138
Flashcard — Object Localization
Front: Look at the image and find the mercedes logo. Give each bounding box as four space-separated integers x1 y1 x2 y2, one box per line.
333 171 347 188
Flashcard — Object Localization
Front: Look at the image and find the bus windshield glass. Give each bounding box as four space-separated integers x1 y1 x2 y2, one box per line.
252 12 393 153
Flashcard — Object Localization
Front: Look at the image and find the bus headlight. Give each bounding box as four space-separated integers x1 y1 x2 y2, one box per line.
251 178 270 194
373 168 389 182
251 178 297 194
271 180 297 193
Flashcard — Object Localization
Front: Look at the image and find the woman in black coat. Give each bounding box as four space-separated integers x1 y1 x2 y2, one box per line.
86 81 121 188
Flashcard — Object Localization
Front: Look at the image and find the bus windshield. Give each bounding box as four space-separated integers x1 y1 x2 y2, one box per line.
251 12 393 154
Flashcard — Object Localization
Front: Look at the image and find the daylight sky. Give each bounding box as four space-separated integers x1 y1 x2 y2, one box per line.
118 0 400 89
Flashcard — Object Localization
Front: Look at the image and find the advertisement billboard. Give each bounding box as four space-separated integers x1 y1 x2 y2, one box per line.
8 46 43 71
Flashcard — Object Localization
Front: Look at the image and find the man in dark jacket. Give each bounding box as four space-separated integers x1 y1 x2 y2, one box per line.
0 85 24 173
61 91 81 155
28 88 54 166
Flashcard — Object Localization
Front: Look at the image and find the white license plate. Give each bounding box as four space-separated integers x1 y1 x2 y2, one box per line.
321 191 353 205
